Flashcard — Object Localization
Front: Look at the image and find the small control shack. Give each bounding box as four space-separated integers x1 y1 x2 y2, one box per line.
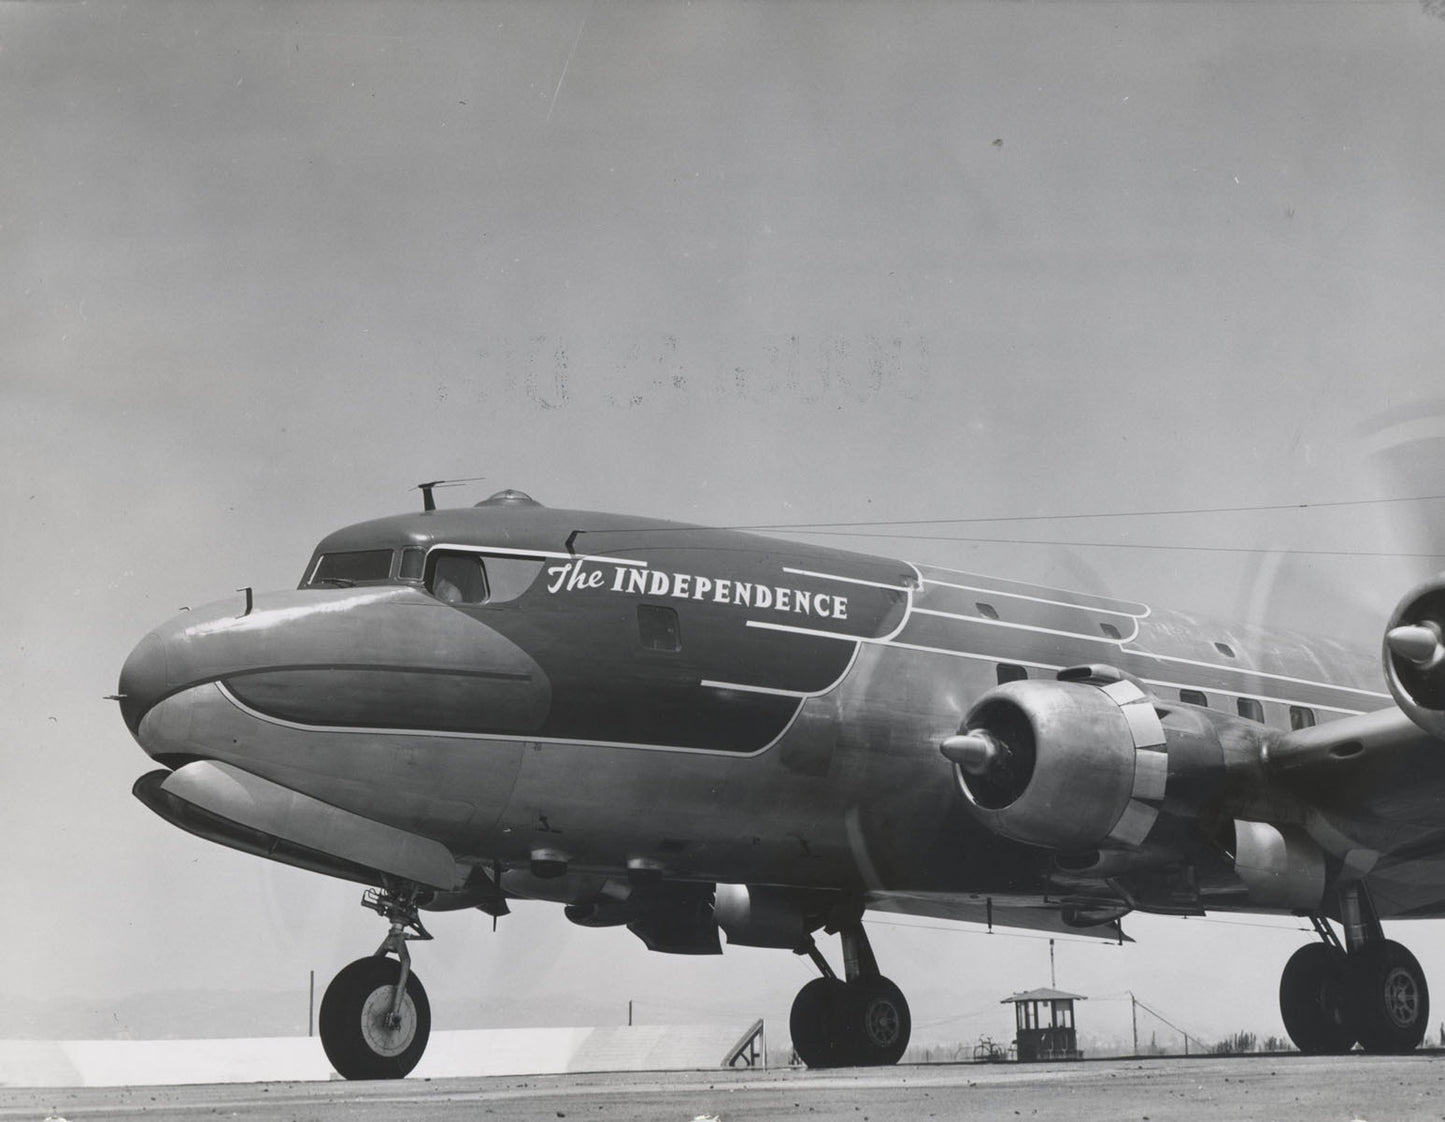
1002 988 1085 1061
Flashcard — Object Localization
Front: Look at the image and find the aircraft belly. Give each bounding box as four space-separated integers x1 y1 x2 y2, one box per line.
493 734 863 886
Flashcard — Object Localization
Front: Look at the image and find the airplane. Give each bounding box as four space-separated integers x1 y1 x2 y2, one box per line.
115 487 1445 1078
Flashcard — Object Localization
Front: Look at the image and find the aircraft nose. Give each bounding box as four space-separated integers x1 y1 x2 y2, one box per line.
118 630 170 738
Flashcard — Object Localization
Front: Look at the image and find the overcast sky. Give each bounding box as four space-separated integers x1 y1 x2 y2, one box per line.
6 0 1445 1051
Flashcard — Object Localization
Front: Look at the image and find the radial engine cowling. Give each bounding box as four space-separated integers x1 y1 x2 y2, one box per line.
942 671 1171 852
1384 574 1445 738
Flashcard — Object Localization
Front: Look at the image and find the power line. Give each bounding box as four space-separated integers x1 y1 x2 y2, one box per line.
735 491 1445 531
752 528 1445 560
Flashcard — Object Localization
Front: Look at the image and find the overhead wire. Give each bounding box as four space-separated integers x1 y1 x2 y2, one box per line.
725 490 1445 559
733 490 1445 531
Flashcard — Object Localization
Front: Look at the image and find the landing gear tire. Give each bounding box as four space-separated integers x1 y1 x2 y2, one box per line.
790 976 912 1068
850 976 911 1066
319 956 432 1080
790 977 853 1068
1280 943 1355 1055
1349 940 1429 1054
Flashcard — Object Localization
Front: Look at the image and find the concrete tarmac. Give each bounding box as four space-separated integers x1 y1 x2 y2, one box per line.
3 1054 1442 1122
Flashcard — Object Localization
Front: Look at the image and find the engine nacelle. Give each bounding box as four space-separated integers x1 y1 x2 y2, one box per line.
942 671 1169 851
937 661 1267 853
1384 573 1445 738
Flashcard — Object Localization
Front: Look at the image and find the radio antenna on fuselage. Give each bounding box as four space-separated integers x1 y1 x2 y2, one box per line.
413 476 487 512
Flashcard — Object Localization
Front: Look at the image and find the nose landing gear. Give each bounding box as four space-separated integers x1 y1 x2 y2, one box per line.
789 915 911 1068
319 882 434 1080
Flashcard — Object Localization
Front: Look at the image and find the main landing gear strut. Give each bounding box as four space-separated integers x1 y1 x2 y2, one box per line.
789 914 911 1067
319 881 434 1080
1279 884 1429 1055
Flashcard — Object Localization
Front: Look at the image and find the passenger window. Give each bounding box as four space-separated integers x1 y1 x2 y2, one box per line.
638 605 681 651
1237 698 1265 722
1290 706 1316 731
996 663 1028 684
310 549 393 586
1179 689 1208 708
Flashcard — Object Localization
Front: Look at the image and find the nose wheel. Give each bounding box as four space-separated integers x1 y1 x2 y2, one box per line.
319 884 434 1080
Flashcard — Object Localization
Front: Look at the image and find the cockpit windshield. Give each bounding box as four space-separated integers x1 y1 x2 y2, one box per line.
307 549 394 586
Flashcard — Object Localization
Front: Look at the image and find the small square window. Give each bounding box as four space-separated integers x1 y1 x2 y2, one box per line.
1237 698 1265 722
1179 689 1208 708
996 663 1028 684
1290 706 1316 731
399 548 426 581
638 605 681 652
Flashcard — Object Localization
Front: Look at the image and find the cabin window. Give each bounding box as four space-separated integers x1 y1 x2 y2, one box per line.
638 605 682 651
1214 641 1237 659
1237 698 1265 722
975 602 1000 620
1179 689 1208 708
426 551 543 606
309 549 393 586
1099 622 1122 640
399 548 426 581
1290 706 1317 730
996 663 1028 684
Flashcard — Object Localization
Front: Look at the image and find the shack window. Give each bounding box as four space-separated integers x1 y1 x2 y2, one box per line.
309 549 393 586
638 605 681 651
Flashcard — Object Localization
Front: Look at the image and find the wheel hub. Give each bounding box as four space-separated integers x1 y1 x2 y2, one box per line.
359 984 418 1057
862 995 901 1047
1383 966 1421 1029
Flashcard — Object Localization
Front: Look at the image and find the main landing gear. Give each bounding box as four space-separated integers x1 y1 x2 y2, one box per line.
1279 888 1430 1055
789 916 911 1067
319 882 434 1080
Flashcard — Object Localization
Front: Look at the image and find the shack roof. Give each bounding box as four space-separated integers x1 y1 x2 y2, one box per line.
1001 988 1087 1004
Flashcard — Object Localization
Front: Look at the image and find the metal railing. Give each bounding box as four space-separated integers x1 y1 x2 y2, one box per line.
724 1019 766 1068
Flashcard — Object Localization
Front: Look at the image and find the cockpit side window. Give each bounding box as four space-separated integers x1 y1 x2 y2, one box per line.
425 551 543 606
429 553 489 604
308 549 394 586
399 547 426 582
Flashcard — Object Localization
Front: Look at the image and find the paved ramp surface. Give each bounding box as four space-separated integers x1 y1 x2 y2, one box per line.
2 1055 1441 1122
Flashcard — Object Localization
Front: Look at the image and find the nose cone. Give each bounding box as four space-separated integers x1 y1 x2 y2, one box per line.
118 631 170 737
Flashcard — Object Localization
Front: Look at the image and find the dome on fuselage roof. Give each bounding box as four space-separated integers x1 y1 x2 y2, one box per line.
475 489 541 507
